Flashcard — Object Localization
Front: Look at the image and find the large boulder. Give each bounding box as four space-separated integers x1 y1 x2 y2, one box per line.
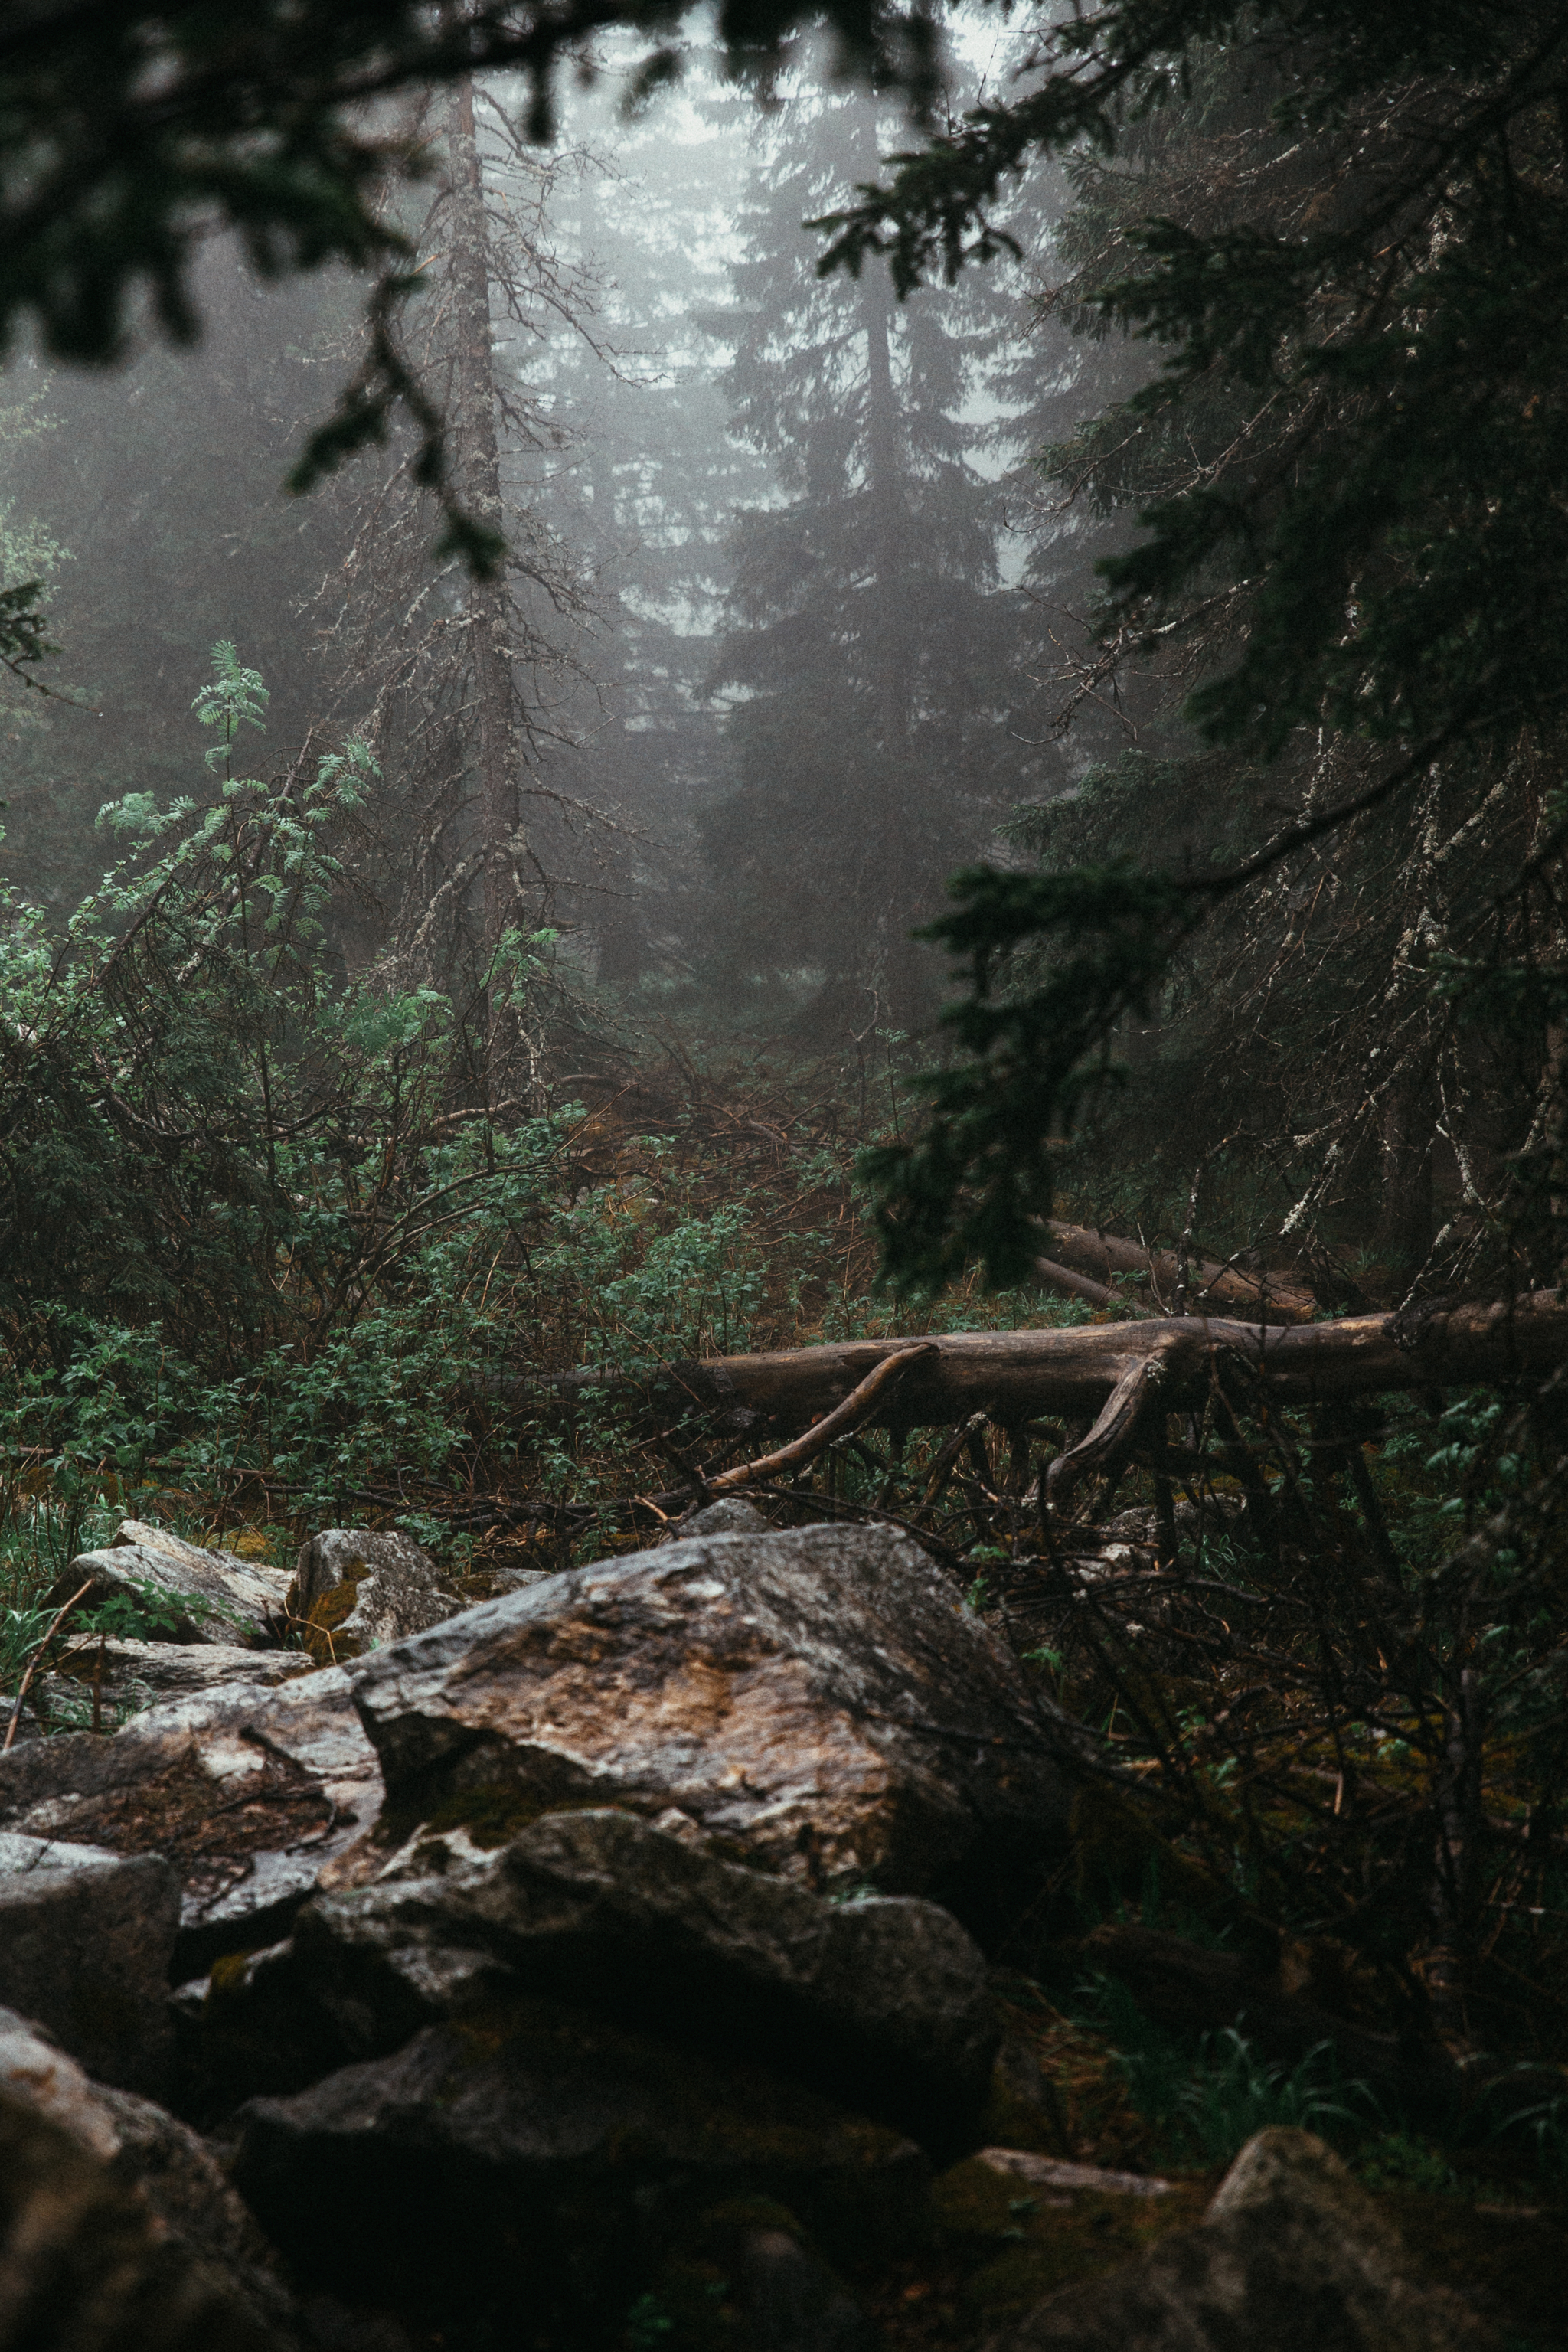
0 1833 178 2091
0 1671 383 1978
345 1524 1080 1936
197 1806 998 2147
0 2086 288 2351
985 2128 1492 2350
0 2005 296 2343
231 1992 929 2342
52 1521 291 1650
287 1526 459 1664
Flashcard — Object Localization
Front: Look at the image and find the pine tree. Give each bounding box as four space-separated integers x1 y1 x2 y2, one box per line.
517 77 773 989
701 73 1034 1040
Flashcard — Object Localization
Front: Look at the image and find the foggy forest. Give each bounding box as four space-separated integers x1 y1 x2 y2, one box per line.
0 5 1566 2348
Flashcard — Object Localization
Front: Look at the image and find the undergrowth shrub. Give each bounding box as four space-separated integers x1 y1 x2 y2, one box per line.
0 645 1076 1570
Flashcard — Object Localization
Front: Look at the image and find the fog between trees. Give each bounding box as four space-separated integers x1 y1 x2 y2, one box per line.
0 10 1559 1331
0 36 1080 1028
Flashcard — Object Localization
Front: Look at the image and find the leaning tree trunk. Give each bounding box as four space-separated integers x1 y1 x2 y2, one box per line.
447 79 518 998
855 96 921 1032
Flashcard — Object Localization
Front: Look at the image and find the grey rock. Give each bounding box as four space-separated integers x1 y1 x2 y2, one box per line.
0 1998 124 2157
0 2084 288 2350
287 1528 458 1665
346 1523 1079 1936
485 1565 559 1595
656 1497 769 1543
986 2128 1493 2350
115 1519 291 1586
0 1671 383 1978
93 2082 299 2340
232 1995 929 2333
58 1638 317 1706
0 1833 178 2091
53 1532 289 1649
237 1806 996 2146
976 2149 1172 2197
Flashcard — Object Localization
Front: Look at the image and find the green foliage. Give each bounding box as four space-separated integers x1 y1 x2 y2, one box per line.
862 861 1194 1290
1084 1974 1374 2167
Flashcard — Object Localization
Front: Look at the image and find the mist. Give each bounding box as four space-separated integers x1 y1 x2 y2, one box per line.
0 27 1120 1043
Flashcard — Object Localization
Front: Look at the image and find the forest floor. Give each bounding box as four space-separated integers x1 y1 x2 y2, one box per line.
2 1053 1565 2344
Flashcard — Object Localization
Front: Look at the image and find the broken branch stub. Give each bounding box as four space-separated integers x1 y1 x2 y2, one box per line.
1046 1330 1210 1508
707 1342 939 1494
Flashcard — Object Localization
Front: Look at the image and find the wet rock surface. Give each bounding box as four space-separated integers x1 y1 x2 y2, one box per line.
55 1638 317 1706
0 2086 291 2351
287 1527 458 1665
0 1521 1527 2350
346 1522 1080 1933
196 1805 998 2146
0 1671 384 1978
54 1521 293 1649
231 1992 929 2337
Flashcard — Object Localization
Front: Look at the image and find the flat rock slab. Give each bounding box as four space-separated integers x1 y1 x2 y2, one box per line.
0 1671 383 1978
240 1806 997 2147
288 1527 458 1664
232 1992 929 2336
0 1840 178 2092
54 1522 291 1648
978 2150 1173 2198
347 1524 1079 1933
986 2128 1492 2350
57 1639 317 1705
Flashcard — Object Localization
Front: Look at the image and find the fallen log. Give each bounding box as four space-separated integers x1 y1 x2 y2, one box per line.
518 1291 1568 1442
1031 1253 1155 1319
1041 1221 1318 1324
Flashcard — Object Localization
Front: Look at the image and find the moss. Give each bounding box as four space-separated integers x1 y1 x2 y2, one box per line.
294 1573 368 1664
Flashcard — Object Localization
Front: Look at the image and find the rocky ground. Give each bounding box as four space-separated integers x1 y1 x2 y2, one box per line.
0 1509 1561 2350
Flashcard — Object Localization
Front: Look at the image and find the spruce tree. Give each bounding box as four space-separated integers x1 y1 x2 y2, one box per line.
701 73 1031 1040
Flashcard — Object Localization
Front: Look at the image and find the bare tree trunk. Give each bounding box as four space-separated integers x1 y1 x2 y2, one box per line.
1373 1066 1434 1272
855 98 920 1031
448 79 517 991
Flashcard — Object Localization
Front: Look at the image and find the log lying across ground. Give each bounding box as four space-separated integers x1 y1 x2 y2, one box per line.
1037 1220 1318 1324
536 1292 1568 1444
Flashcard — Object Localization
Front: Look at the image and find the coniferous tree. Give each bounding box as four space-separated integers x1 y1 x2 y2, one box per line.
700 72 1037 1040
869 34 1568 1301
520 77 773 988
0 253 354 910
310 81 601 1040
